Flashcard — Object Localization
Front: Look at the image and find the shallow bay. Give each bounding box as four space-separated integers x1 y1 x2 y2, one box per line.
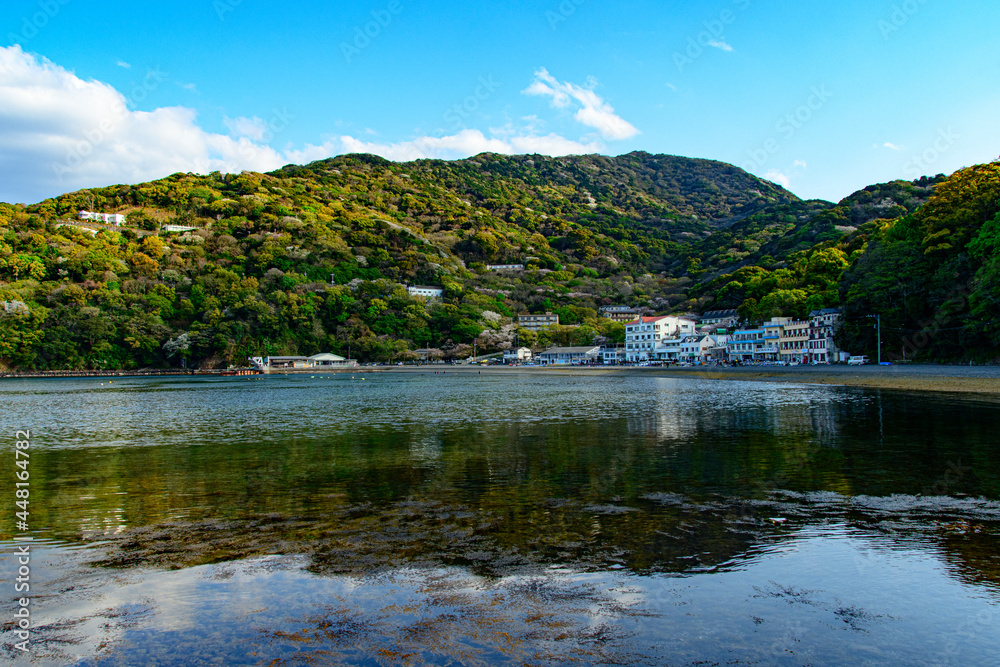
2 373 998 665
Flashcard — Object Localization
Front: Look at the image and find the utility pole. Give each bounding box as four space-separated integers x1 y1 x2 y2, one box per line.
867 314 882 364
877 314 882 365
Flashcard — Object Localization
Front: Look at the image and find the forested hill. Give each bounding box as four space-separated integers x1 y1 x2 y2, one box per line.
1 151 997 369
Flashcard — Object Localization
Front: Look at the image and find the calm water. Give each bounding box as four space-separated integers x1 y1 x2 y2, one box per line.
1 373 999 665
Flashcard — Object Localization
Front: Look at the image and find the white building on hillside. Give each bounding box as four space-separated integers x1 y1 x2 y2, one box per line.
79 211 127 226
699 309 740 329
601 305 643 323
407 285 444 300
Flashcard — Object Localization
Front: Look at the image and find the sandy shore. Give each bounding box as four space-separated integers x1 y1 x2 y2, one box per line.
387 364 1000 396
3 363 998 396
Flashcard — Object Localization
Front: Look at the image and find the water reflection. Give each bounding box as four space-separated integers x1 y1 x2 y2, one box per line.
0 374 998 665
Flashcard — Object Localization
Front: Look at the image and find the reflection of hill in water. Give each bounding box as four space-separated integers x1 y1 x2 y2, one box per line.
6 377 999 599
941 531 1000 593
94 490 1000 593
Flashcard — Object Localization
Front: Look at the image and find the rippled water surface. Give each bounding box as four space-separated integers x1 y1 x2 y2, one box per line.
1 373 998 665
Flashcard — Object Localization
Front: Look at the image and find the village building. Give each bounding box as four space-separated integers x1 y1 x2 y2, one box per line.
536 346 600 365
808 308 842 364
78 211 127 226
599 345 624 365
503 347 533 363
624 315 697 362
699 309 740 329
518 312 560 331
600 305 644 323
727 328 768 362
407 285 444 300
777 319 811 364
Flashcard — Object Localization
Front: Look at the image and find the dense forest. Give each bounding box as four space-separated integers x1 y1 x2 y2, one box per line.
1 152 998 369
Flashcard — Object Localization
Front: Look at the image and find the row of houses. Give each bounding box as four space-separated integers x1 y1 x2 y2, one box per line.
727 310 842 364
624 309 843 364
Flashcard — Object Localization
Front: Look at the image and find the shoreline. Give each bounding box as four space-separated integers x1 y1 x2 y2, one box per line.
2 364 999 395
385 364 1000 396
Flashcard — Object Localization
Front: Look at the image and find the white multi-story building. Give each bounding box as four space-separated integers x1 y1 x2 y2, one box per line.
808 308 842 364
78 211 127 226
625 316 697 362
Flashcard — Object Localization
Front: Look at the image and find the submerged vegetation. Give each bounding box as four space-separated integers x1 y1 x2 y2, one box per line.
1 153 998 369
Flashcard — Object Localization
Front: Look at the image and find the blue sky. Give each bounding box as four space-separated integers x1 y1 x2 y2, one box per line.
2 0 998 204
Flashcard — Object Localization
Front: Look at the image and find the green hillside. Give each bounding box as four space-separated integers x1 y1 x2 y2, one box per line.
1 151 996 369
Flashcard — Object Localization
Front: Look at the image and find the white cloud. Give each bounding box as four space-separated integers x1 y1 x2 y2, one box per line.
665 82 678 92
291 129 602 166
708 40 733 52
878 141 903 151
0 47 613 203
224 116 270 142
0 46 287 202
509 133 602 155
523 68 640 140
764 169 791 189
116 60 131 69
793 160 808 170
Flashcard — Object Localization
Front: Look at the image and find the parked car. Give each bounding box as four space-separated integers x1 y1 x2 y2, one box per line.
847 356 871 366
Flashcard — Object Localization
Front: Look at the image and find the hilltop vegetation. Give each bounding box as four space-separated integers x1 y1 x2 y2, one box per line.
0 152 997 369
